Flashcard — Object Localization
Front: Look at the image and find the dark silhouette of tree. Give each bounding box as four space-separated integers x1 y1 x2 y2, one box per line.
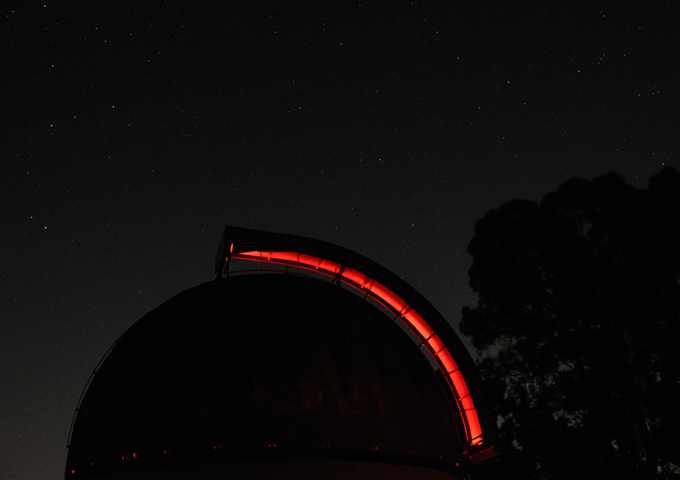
461 168 680 480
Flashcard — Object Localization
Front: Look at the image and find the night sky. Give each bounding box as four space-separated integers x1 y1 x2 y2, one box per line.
2 2 678 479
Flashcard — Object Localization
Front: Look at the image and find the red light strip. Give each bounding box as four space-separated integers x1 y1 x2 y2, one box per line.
231 250 483 447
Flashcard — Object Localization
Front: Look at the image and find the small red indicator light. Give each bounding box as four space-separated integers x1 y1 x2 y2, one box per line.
71 470 75 474
374 446 378 451
133 453 136 458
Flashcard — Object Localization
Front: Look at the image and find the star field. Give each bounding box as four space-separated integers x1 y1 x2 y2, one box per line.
1 2 679 479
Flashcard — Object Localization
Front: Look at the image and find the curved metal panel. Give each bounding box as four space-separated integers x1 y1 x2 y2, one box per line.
215 226 497 459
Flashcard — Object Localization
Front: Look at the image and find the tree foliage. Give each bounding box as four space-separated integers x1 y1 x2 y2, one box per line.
461 168 680 479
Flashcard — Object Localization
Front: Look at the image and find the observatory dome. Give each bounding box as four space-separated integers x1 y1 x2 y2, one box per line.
66 274 465 479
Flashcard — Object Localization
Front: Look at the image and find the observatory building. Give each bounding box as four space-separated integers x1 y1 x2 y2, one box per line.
65 227 496 479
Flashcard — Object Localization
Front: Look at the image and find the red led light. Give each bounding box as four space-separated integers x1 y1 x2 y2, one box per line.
232 250 484 448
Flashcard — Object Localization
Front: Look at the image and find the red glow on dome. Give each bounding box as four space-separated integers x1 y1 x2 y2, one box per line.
230 250 484 449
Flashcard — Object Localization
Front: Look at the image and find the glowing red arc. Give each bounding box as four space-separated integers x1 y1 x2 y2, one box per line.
228 249 484 448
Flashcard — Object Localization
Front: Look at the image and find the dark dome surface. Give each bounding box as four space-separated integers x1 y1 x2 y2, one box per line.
66 274 463 478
